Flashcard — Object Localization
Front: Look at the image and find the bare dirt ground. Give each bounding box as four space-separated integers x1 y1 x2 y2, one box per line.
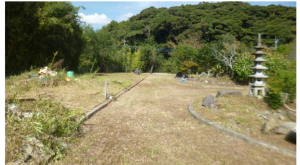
55 74 296 165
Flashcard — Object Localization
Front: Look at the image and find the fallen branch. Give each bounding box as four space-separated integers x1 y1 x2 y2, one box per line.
257 114 267 119
283 94 296 112
283 103 296 112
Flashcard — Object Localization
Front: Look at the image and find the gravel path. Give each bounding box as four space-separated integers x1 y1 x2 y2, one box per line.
57 75 295 165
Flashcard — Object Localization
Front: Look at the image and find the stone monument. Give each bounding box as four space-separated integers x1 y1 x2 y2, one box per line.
249 33 268 98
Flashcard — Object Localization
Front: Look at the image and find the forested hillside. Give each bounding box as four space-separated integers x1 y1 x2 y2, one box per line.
5 1 296 74
108 1 295 46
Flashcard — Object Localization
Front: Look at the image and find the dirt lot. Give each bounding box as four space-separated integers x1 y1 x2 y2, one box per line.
55 74 296 165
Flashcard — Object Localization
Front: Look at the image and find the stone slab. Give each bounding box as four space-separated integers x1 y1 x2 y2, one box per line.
216 90 242 98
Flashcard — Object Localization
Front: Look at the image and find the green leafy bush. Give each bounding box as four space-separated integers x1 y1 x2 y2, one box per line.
211 63 225 77
127 49 144 72
174 44 198 62
197 45 219 71
232 54 253 84
262 51 296 109
264 89 283 109
264 53 288 76
180 61 199 74
276 39 296 60
266 69 296 103
160 57 180 73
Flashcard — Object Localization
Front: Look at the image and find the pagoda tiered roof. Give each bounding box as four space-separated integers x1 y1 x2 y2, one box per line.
249 65 268 70
252 51 267 55
253 46 266 49
249 73 268 78
252 57 267 62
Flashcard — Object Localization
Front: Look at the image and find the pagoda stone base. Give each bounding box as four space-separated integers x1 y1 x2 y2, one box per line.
249 86 266 99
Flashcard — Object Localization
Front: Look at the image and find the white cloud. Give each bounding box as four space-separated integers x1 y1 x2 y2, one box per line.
116 4 123 8
124 6 131 10
78 13 112 27
117 13 134 22
116 4 130 10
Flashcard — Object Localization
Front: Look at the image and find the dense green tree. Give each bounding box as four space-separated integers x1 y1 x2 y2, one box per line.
127 49 144 72
232 53 253 84
6 2 44 72
6 1 296 75
173 44 198 62
6 2 84 72
107 20 119 32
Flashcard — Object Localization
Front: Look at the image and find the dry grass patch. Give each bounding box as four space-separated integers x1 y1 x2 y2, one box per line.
193 95 296 151
5 71 147 163
5 71 147 113
55 75 295 165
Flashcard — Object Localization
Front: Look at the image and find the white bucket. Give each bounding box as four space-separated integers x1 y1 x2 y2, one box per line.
49 71 57 76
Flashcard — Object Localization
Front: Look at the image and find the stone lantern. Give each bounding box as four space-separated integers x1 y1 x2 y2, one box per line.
249 33 268 98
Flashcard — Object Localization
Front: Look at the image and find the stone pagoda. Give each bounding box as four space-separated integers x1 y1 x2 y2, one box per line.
249 33 268 98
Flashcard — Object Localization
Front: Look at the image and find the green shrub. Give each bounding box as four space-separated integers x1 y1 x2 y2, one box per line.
232 54 253 84
264 53 288 76
180 61 199 74
211 63 225 77
264 90 283 109
127 49 144 72
160 57 180 73
266 69 296 103
276 39 296 60
174 44 198 62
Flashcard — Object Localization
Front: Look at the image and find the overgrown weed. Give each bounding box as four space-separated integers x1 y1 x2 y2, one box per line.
5 93 84 163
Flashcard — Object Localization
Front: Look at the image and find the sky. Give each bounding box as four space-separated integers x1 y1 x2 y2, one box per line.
70 1 297 30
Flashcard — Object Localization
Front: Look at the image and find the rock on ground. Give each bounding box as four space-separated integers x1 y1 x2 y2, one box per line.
272 126 291 135
200 72 207 77
208 104 218 111
261 117 277 132
202 95 217 107
285 129 296 144
279 122 296 130
23 137 55 164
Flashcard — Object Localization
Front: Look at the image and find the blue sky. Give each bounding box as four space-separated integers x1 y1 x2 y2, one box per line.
70 1 297 30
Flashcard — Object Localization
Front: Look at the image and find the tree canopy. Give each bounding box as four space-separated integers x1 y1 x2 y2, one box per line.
5 1 296 74
106 2 295 47
6 2 84 72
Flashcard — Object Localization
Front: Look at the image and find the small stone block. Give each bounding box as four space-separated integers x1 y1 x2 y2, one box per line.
216 90 242 98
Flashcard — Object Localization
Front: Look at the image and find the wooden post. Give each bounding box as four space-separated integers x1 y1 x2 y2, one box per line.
104 81 107 99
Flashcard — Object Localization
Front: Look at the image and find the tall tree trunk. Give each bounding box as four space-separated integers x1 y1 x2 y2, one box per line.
150 64 154 74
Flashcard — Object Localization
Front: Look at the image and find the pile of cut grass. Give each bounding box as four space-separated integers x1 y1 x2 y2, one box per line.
5 97 84 163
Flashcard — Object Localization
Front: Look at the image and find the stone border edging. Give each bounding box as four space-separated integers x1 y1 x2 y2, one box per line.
79 76 148 123
188 103 296 158
152 73 175 75
180 81 248 90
